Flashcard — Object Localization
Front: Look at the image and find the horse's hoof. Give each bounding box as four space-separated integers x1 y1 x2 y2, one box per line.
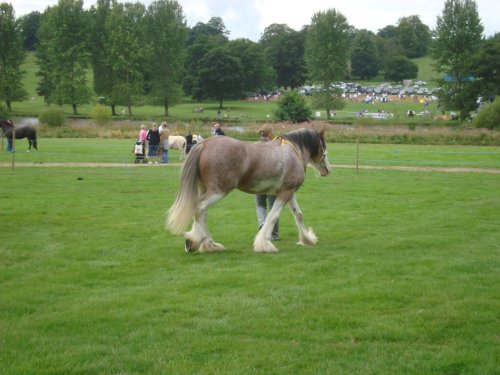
185 239 193 252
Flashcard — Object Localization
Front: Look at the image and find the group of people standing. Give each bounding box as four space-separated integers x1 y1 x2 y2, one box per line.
139 122 170 163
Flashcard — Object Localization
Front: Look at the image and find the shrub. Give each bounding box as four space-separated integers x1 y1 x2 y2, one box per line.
90 105 112 126
39 107 65 127
275 90 312 123
473 97 500 130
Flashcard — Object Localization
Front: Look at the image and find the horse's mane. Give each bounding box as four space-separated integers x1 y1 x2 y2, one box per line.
281 128 324 159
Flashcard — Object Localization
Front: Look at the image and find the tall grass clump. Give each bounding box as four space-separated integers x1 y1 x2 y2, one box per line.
275 90 312 123
473 98 500 130
89 105 112 126
39 107 65 127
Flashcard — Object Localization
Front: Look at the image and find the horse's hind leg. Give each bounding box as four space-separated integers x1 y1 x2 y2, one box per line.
185 191 226 252
288 194 317 246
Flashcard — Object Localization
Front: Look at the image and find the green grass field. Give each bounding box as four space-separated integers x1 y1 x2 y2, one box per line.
1 52 498 374
1 160 499 373
2 138 500 169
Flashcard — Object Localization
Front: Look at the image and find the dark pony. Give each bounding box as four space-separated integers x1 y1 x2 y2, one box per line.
0 119 38 151
166 128 330 253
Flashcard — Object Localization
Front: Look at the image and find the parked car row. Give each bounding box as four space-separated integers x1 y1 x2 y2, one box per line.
299 82 440 97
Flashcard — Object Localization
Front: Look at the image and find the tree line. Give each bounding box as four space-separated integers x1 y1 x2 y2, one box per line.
0 0 498 120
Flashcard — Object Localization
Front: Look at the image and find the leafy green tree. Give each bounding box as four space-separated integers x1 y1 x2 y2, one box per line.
89 0 116 115
377 25 399 39
431 0 484 121
259 23 306 89
144 0 188 117
470 33 500 98
105 1 146 116
311 88 345 117
397 15 431 58
36 0 92 114
384 55 418 82
183 18 228 99
194 46 244 108
305 8 352 119
228 38 276 94
18 11 40 51
351 29 380 79
375 31 406 68
275 89 312 123
0 3 27 110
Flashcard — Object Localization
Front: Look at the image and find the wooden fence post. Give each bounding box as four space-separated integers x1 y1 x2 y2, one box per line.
356 137 359 175
11 128 15 170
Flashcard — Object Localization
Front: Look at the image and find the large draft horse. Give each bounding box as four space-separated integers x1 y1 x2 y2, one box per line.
166 128 330 253
0 119 38 151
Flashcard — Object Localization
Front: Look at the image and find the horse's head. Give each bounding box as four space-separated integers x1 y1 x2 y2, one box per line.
311 129 330 176
0 119 13 133
283 128 330 176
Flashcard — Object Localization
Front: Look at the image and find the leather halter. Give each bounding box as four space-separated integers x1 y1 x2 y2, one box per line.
274 136 306 171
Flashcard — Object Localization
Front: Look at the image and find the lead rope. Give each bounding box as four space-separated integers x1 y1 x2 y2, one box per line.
274 136 306 171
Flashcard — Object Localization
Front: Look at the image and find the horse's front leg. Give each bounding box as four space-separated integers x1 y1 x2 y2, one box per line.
253 198 286 253
288 194 317 246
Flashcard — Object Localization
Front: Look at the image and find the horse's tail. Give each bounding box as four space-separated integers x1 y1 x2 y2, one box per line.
166 143 203 234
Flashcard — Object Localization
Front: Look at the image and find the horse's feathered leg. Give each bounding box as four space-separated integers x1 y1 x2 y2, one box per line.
253 199 286 252
186 191 226 252
288 194 317 246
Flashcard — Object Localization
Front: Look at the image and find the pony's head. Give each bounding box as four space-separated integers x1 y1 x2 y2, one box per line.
283 128 330 176
0 119 14 133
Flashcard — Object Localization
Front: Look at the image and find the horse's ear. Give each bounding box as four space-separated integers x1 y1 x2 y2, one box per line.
319 128 326 138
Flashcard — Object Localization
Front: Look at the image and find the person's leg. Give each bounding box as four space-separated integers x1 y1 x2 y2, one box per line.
268 195 279 240
256 194 267 229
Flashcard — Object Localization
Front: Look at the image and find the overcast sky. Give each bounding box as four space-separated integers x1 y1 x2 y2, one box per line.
13 0 499 41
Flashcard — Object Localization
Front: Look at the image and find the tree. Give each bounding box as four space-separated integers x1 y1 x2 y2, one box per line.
183 18 228 98
144 0 188 117
431 0 484 121
18 11 40 51
228 38 276 94
351 29 380 80
89 0 116 115
305 8 352 119
104 1 146 116
36 0 92 114
397 15 431 58
275 89 312 123
470 33 500 99
259 23 306 89
384 55 418 82
194 46 244 108
0 3 27 110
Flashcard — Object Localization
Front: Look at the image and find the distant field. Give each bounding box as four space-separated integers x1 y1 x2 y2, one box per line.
14 52 443 123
